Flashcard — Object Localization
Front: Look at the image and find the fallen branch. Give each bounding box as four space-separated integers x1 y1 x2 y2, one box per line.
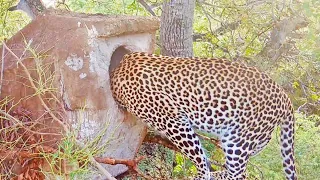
95 156 153 180
89 156 116 180
95 156 144 167
143 132 224 168
143 132 222 151
143 133 179 152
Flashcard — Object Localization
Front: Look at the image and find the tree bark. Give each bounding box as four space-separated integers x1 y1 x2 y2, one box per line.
137 1 196 179
160 0 196 57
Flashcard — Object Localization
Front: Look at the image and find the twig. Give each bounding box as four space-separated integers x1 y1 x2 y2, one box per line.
0 41 5 96
90 156 117 180
95 156 144 167
196 133 222 149
297 102 309 113
56 0 71 10
198 2 215 35
138 0 156 16
209 159 225 169
2 42 69 133
0 109 61 136
143 133 179 151
248 161 264 180
0 145 57 160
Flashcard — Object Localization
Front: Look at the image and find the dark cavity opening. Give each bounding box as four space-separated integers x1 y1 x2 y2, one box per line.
109 46 131 74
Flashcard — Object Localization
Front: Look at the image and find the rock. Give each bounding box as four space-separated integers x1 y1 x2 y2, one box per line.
0 11 159 178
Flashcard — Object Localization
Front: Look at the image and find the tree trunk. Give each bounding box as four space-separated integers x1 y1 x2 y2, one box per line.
160 0 196 57
138 1 196 179
159 0 196 177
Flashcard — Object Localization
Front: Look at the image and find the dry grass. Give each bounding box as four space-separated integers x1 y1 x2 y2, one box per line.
0 41 116 180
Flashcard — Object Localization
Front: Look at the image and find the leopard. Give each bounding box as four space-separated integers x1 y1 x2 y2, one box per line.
110 52 297 180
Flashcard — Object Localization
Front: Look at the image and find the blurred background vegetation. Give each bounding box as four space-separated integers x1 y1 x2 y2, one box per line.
1 0 319 179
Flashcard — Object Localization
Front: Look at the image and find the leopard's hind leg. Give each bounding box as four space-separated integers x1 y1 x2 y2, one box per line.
141 114 212 180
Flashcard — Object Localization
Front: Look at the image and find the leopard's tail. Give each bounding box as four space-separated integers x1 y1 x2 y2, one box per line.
280 108 297 180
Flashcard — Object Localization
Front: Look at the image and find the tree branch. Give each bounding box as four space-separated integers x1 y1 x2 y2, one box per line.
138 0 156 16
196 133 222 149
89 156 116 180
0 41 5 96
143 132 222 151
258 16 308 61
143 133 179 152
94 156 153 180
8 0 46 20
